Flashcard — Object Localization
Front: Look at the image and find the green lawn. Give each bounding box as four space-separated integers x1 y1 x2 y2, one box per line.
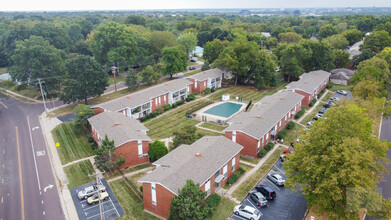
239 163 254 172
209 197 237 220
187 61 198 66
321 91 333 103
301 104 324 125
103 163 152 180
185 69 202 76
199 122 227 132
109 179 159 220
232 146 285 200
208 84 287 103
284 125 303 146
64 160 95 188
52 123 95 165
0 67 7 74
108 75 125 85
240 155 261 165
144 99 214 140
9 85 42 100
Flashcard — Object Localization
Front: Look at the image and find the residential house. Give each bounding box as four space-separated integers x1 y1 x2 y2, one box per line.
139 136 243 219
330 68 354 85
285 70 331 106
88 112 151 169
92 78 193 119
186 68 224 94
224 90 304 157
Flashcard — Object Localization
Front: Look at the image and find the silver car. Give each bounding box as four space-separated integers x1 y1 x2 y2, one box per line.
77 184 106 200
267 173 285 186
233 204 261 220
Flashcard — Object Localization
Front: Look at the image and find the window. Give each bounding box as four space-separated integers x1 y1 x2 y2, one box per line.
205 179 211 197
204 81 206 87
223 164 228 179
257 140 260 152
232 157 236 171
232 131 236 142
164 95 166 103
151 183 157 205
138 141 143 157
195 80 197 88
158 97 161 105
266 133 269 141
215 169 221 178
155 98 158 105
279 121 281 127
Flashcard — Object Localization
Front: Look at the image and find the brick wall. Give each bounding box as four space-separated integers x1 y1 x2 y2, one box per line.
293 90 311 106
114 140 149 169
151 93 169 112
93 107 105 115
142 182 176 219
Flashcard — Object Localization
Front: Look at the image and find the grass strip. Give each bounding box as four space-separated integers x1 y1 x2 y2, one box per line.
64 160 95 188
209 197 237 220
199 122 227 132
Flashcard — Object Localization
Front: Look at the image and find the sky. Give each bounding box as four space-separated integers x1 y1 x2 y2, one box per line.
1 0 391 11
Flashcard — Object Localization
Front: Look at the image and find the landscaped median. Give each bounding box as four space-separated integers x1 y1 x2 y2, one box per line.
51 122 95 165
232 146 285 200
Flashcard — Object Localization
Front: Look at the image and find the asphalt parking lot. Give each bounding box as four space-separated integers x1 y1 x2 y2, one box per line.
230 159 307 220
70 178 124 220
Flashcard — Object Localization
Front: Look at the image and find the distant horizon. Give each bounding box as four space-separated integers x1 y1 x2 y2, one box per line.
1 0 391 12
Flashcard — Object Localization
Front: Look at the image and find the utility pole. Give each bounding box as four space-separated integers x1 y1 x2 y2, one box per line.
89 171 103 220
112 63 117 92
37 78 47 113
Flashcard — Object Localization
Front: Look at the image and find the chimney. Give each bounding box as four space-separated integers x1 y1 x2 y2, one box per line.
115 122 119 125
195 153 201 157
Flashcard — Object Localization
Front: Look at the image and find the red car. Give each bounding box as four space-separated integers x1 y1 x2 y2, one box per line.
284 149 293 154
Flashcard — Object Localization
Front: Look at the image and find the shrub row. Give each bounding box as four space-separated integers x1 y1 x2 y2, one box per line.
287 121 296 130
227 167 246 185
309 98 317 107
258 142 275 158
277 128 288 139
185 93 196 102
206 193 221 216
326 82 334 89
295 109 305 119
318 88 326 97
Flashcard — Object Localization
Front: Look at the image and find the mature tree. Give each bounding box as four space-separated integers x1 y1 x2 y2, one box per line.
361 30 391 54
352 48 376 67
203 39 229 64
324 34 349 49
168 179 212 220
73 104 94 131
284 105 390 219
71 40 92 56
357 15 378 33
148 140 168 162
77 18 94 39
353 80 387 100
300 39 336 72
60 55 108 104
89 22 139 66
173 125 200 148
196 28 232 47
342 29 363 46
31 22 72 50
252 49 277 89
147 31 178 63
162 46 187 79
94 135 125 173
318 24 338 39
125 15 147 26
279 32 302 44
376 47 391 70
333 50 351 68
125 69 140 90
271 25 286 38
10 36 66 90
140 65 160 85
67 23 84 42
375 22 391 34
178 32 197 56
215 36 258 86
353 57 390 84
279 43 309 82
266 37 278 49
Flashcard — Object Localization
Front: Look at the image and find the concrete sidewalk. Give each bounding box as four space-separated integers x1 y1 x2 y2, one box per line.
107 166 153 183
39 112 78 220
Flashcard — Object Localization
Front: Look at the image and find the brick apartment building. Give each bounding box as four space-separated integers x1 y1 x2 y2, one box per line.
139 136 243 219
224 90 304 157
285 70 331 106
186 68 224 94
88 112 151 169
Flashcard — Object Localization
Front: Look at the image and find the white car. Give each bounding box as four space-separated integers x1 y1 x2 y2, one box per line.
267 173 285 186
233 204 261 220
337 90 347 95
78 184 106 200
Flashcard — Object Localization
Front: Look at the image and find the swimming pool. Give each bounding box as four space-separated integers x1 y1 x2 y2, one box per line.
204 102 243 118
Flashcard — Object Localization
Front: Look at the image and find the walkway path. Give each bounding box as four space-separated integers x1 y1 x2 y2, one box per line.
107 166 153 183
62 156 95 168
195 122 224 134
239 160 256 167
298 89 329 124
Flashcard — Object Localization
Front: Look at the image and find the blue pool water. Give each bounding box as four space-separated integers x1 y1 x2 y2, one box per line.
204 102 243 118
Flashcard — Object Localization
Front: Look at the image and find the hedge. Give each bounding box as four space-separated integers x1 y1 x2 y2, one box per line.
309 98 317 107
156 107 164 115
185 94 196 102
258 149 267 158
163 104 172 111
172 100 185 108
265 142 275 151
287 121 296 129
206 193 221 211
326 82 334 89
277 128 288 139
238 167 246 175
204 88 211 94
295 109 305 119
227 172 241 185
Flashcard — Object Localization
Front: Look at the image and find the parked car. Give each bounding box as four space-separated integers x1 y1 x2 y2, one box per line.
323 103 331 108
332 97 341 101
189 57 198 62
255 184 276 200
337 90 347 95
87 192 109 205
233 204 261 220
248 190 268 207
189 66 196 70
284 149 293 154
279 154 286 162
78 184 106 200
267 173 286 186
318 108 326 114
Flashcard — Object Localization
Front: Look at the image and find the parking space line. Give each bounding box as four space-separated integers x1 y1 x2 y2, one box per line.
86 208 116 220
273 165 285 174
82 200 112 211
264 178 280 191
233 214 248 220
108 197 120 218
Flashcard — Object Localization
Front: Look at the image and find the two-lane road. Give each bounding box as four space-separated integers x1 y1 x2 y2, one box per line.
0 97 65 220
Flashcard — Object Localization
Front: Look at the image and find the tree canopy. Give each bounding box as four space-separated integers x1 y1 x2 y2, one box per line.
162 46 188 79
148 140 168 162
94 135 125 173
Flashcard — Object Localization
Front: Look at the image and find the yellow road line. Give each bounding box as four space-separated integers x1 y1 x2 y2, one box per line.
15 126 25 220
0 101 7 109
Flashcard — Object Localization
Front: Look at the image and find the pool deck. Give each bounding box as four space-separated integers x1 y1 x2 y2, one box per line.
193 100 247 124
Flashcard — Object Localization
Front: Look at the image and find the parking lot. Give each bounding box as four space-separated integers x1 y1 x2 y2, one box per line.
70 178 124 220
230 151 307 220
